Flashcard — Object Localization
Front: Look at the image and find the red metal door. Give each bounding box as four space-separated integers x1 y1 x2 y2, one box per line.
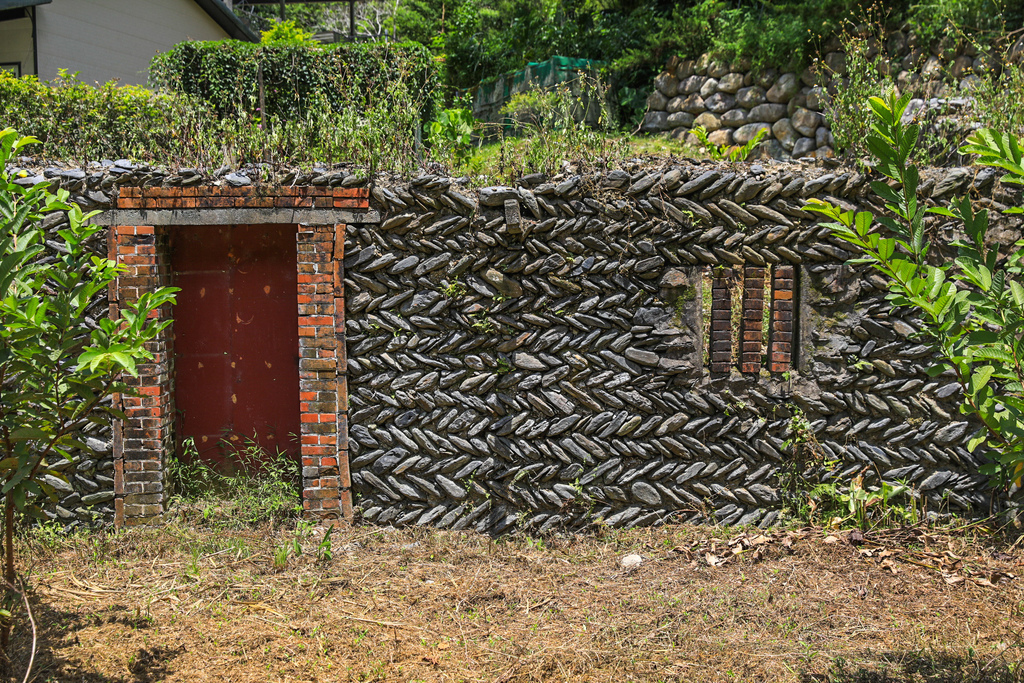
170 224 300 470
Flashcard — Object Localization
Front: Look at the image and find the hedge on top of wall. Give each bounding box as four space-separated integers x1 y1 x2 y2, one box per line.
149 40 442 123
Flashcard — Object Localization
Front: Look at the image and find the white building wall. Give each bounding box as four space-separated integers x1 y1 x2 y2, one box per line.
36 0 230 86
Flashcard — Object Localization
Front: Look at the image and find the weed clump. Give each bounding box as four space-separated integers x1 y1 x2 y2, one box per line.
165 437 301 528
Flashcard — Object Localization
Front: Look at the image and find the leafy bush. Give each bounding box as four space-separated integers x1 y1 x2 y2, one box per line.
149 40 441 123
963 51 1024 137
807 92 1024 499
821 34 894 160
425 108 476 165
0 70 193 162
260 18 317 45
0 126 177 655
690 123 767 161
0 70 424 172
904 0 1011 48
485 76 626 179
824 34 1024 163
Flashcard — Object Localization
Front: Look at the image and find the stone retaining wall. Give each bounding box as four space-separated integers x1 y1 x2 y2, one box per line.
640 33 1018 159
10 157 1022 532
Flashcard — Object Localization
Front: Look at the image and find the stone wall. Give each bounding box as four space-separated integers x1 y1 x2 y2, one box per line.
9 157 1022 532
640 34 1011 159
344 162 1019 532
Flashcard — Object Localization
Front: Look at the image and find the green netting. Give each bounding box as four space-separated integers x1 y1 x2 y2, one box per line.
470 56 603 122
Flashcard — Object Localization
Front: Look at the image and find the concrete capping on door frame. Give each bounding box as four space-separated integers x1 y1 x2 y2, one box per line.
110 186 376 528
94 208 380 226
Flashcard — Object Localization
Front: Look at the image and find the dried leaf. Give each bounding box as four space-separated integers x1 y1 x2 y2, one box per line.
943 574 965 585
705 554 727 567
824 535 840 545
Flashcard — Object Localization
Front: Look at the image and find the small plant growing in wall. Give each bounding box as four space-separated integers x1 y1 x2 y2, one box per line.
807 92 1024 502
691 124 768 162
0 127 177 667
440 278 466 299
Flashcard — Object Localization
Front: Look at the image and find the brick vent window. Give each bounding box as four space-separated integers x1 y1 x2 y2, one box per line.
707 264 796 374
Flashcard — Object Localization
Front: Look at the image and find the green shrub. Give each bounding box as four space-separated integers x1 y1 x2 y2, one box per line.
808 92 1024 498
485 76 626 179
821 34 894 160
260 18 317 46
149 39 441 123
0 70 192 162
825 33 1024 163
905 0 1010 48
425 107 476 166
0 69 424 172
963 50 1024 137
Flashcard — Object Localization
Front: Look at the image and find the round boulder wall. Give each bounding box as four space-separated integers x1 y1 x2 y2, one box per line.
693 111 723 132
766 72 800 103
791 107 823 137
708 128 734 146
666 112 695 129
793 136 817 158
654 72 679 97
733 122 772 145
704 92 736 114
680 94 707 115
771 118 800 150
718 72 745 93
647 90 668 111
750 103 788 123
641 111 669 133
680 75 705 94
721 108 748 128
736 86 767 108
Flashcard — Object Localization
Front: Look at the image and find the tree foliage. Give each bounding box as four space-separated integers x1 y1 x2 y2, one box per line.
807 92 1024 499
0 127 177 655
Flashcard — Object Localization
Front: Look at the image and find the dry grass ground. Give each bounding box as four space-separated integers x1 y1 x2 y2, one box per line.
9 516 1024 683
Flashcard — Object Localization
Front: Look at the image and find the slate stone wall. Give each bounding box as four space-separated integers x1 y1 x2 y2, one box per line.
345 162 1022 532
9 158 1022 532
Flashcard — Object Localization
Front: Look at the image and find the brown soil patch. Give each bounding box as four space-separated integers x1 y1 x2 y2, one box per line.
9 520 1024 682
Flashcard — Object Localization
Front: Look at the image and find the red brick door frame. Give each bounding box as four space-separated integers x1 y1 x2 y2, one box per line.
99 186 378 527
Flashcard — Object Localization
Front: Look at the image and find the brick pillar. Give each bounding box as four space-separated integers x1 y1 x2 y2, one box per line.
770 265 795 373
709 267 733 373
297 226 343 521
113 226 173 527
741 266 765 373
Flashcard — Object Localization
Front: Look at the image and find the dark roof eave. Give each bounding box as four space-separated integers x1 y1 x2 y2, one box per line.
193 0 258 42
0 0 51 10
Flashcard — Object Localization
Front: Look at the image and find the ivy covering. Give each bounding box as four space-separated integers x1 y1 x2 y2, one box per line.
149 40 442 123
